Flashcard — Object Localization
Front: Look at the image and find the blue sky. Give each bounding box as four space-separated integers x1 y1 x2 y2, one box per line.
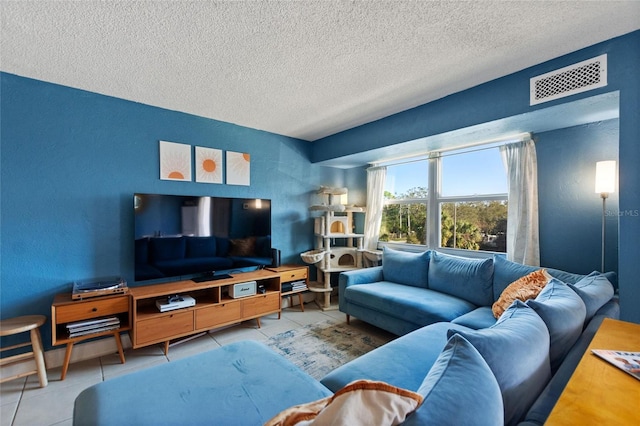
384 148 508 196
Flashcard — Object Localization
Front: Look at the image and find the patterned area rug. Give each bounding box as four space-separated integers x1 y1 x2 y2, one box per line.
265 320 392 379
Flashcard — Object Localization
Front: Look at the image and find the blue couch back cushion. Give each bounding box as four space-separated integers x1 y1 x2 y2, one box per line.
403 334 503 426
186 236 217 258
526 278 587 372
382 247 429 288
448 301 551 426
428 251 494 306
149 237 186 261
568 271 615 322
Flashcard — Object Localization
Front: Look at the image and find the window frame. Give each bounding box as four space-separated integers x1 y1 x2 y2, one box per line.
379 148 508 256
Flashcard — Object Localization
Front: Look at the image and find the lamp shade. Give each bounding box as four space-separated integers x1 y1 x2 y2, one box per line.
595 160 616 194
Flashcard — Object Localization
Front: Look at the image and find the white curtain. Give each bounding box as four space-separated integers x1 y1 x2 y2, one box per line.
364 166 387 251
500 139 540 266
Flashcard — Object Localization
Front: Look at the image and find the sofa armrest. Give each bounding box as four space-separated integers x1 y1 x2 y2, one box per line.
339 267 383 289
339 267 384 313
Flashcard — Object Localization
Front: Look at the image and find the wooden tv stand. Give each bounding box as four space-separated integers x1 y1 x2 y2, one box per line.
129 269 282 354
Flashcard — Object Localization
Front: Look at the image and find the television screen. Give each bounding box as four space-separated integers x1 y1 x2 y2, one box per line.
134 193 272 283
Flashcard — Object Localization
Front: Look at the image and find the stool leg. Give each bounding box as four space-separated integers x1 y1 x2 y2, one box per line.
61 342 74 380
113 332 126 364
298 294 304 312
30 328 48 387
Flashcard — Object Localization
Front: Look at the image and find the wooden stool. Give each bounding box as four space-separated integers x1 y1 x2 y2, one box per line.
0 315 48 387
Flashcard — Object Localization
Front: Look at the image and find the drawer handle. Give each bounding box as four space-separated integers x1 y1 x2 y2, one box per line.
92 308 98 312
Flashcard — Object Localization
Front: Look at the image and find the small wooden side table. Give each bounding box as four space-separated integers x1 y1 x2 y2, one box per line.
0 315 48 387
51 293 130 380
546 318 640 425
268 265 309 313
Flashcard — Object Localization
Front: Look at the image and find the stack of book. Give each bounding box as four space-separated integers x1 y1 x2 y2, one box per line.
282 280 308 293
67 316 120 338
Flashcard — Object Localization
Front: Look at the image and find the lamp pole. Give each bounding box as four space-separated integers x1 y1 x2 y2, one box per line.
601 192 608 272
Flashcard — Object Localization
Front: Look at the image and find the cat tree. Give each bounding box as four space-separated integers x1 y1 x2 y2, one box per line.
301 186 365 310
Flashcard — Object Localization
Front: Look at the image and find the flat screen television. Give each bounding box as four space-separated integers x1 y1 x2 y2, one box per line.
134 193 272 283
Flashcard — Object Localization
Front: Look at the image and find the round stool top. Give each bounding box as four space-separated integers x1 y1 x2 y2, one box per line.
0 315 47 336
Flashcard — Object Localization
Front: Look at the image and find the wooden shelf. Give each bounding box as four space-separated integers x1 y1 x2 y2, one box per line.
129 270 287 354
51 292 130 380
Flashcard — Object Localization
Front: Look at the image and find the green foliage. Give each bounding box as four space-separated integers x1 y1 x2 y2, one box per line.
381 187 507 252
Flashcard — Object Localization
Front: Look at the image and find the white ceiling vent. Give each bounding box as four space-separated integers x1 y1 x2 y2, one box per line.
530 54 607 105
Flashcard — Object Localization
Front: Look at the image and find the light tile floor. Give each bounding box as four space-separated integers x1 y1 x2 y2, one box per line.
1 304 352 426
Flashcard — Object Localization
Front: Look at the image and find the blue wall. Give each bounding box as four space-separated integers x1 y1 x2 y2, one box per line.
0 74 343 349
536 120 619 275
314 31 640 322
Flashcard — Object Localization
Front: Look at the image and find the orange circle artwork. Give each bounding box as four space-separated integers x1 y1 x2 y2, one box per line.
202 159 217 173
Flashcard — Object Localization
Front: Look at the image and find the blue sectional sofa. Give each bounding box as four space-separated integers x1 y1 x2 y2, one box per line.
74 248 618 425
326 247 618 425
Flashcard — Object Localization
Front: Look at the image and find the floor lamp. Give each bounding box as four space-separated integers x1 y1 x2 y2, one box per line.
595 160 616 272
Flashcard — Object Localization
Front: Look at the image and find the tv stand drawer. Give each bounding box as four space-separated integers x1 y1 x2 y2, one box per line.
195 302 241 329
242 293 279 318
135 311 193 346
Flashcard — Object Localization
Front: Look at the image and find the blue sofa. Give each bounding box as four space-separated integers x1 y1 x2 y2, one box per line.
74 249 618 425
325 247 618 425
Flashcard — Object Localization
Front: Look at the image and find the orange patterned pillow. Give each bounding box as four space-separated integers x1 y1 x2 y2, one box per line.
492 269 552 318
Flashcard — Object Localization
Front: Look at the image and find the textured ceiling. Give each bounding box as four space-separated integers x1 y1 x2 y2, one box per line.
2 1 639 141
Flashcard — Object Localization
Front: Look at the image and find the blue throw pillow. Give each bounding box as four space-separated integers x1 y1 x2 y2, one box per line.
403 334 503 426
382 247 430 288
568 271 615 322
428 251 494 306
526 278 586 372
448 301 551 426
492 255 539 301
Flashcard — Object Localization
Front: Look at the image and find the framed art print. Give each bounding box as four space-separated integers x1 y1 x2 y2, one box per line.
195 146 222 184
226 151 250 186
159 141 191 181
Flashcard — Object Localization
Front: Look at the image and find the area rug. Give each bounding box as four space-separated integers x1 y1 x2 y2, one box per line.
265 320 392 379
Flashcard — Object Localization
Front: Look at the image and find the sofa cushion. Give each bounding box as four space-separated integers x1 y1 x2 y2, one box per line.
492 269 552 318
343 282 475 327
321 322 456 392
403 334 504 426
382 247 430 288
568 271 615 322
185 236 217 258
526 278 586 372
492 255 600 299
451 307 497 329
448 301 551 426
428 251 494 306
149 237 186 261
492 255 539 300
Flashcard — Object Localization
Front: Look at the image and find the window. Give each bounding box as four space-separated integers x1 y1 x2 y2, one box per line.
379 159 428 245
378 145 508 253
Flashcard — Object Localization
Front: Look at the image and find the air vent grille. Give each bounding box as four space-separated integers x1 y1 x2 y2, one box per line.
530 54 607 105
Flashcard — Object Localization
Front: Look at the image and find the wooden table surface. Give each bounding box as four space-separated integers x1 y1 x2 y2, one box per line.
545 317 640 425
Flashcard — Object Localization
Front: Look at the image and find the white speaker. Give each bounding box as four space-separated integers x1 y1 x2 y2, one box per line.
229 281 257 298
